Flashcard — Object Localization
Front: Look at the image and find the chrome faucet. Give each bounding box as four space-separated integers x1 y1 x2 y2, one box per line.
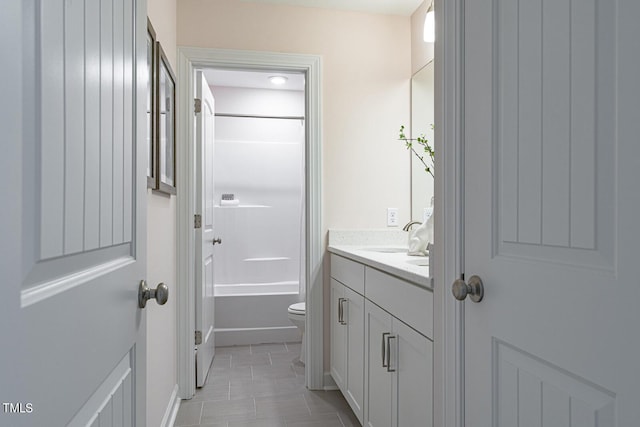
402 221 422 231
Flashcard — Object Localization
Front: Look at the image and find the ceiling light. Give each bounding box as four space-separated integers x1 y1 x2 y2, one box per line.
423 4 435 43
269 76 288 85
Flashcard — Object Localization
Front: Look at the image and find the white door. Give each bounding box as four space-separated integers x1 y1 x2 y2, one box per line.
195 70 217 387
1 0 149 426
462 0 640 425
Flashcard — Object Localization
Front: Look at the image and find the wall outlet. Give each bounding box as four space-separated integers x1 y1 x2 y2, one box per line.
387 208 399 227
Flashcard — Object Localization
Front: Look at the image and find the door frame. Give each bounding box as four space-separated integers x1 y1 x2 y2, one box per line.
175 47 323 398
434 0 465 426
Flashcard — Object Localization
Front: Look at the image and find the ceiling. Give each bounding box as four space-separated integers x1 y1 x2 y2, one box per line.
201 69 306 91
240 0 424 16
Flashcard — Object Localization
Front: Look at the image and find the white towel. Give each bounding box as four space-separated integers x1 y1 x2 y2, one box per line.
220 199 240 206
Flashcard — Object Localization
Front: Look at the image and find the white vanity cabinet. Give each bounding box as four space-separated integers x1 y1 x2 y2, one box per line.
330 256 366 424
364 300 433 427
330 252 433 427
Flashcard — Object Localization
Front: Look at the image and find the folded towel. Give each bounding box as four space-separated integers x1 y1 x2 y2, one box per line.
220 199 240 206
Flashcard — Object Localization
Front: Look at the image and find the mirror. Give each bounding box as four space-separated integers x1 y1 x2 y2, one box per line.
410 60 435 222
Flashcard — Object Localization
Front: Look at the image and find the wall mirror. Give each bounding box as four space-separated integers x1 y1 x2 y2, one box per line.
410 60 435 222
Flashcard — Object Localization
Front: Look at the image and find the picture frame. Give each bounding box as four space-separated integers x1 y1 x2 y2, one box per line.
155 42 177 195
146 19 157 188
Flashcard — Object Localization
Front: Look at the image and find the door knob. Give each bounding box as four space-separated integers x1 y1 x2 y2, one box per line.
138 280 169 308
451 275 484 303
212 237 222 245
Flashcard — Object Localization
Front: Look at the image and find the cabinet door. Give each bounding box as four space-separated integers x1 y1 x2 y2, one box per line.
330 279 347 391
392 319 433 427
364 300 393 427
344 286 365 424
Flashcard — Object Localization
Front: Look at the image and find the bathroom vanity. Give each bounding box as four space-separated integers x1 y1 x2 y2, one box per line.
328 233 433 427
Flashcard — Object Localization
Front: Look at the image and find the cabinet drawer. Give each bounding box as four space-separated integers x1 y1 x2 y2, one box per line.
365 267 433 339
331 254 365 295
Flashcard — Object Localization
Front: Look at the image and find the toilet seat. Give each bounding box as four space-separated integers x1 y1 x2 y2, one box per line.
288 302 305 315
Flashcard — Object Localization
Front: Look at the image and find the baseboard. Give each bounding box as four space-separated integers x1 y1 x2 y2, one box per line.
323 372 338 390
162 384 181 427
215 326 301 346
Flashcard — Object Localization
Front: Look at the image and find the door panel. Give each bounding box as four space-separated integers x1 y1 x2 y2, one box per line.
2 0 148 425
495 341 614 427
344 286 365 423
463 0 640 425
195 71 217 387
393 319 432 427
364 301 393 427
68 353 134 427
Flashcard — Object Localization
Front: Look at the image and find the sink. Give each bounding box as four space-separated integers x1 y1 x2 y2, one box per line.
361 247 408 254
406 258 429 267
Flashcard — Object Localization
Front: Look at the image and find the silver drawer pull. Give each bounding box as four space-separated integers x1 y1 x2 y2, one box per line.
339 298 348 325
382 332 390 367
385 335 396 372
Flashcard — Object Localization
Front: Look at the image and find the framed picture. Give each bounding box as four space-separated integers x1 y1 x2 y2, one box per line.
146 19 157 188
155 42 177 195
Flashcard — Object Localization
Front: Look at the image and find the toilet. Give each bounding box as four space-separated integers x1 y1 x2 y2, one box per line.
287 302 306 364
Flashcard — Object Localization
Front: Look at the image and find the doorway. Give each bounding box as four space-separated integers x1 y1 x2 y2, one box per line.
175 48 323 399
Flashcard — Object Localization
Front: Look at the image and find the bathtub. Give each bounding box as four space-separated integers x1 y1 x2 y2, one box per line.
214 281 302 346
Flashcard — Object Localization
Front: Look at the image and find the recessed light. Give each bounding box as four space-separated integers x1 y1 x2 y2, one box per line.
269 76 288 85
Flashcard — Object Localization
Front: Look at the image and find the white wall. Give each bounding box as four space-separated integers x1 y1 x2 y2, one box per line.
178 0 412 371
147 0 178 425
212 86 305 287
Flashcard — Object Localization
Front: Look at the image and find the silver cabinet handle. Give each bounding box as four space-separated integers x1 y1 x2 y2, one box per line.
138 280 169 308
212 237 222 245
339 298 348 325
382 332 390 367
338 298 344 323
385 335 396 372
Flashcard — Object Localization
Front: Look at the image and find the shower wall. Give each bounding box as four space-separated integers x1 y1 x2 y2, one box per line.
212 85 305 345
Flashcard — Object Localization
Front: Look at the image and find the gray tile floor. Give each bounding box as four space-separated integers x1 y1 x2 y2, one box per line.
175 342 361 427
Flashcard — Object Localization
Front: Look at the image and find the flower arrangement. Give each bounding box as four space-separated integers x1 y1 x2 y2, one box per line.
398 125 434 178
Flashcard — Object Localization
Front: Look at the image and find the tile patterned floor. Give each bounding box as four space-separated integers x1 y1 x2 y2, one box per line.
175 342 361 427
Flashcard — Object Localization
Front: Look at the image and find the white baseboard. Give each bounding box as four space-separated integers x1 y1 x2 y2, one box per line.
323 372 338 390
215 326 301 347
162 384 181 427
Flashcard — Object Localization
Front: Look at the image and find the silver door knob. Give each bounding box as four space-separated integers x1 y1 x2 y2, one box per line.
138 280 169 308
451 275 484 303
212 237 222 245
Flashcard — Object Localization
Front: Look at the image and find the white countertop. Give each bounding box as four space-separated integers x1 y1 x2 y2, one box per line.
328 244 431 290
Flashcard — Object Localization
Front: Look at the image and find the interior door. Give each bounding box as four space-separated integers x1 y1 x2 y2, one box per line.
462 0 640 425
1 0 149 426
195 70 217 387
